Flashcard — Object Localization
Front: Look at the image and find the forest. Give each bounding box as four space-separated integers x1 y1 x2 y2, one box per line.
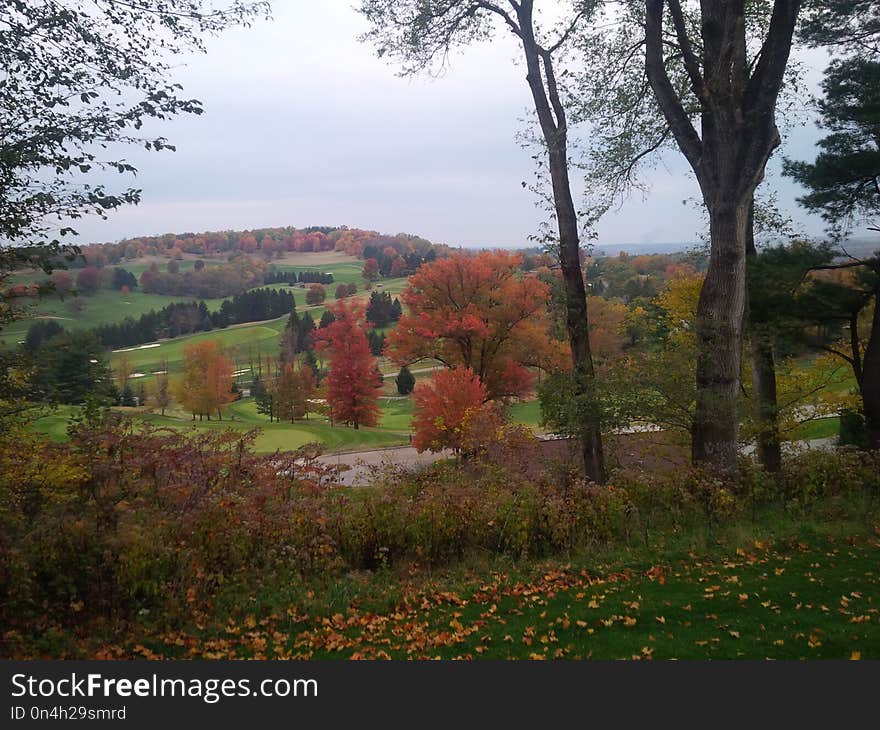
0 0 878 664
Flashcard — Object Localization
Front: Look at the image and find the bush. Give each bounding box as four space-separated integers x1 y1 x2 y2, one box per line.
2 416 877 632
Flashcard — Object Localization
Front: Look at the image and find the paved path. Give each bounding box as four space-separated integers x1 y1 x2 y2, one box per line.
318 446 451 486
318 434 840 487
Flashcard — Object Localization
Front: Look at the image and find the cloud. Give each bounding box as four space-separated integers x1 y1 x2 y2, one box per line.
67 1 836 248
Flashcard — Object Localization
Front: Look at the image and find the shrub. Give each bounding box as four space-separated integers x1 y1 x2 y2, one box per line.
2 415 877 633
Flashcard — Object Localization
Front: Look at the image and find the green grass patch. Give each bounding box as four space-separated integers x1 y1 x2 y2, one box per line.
55 511 880 660
791 417 840 441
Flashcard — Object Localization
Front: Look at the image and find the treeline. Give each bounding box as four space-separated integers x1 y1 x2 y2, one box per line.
139 257 265 299
264 269 335 285
52 225 452 269
88 288 296 349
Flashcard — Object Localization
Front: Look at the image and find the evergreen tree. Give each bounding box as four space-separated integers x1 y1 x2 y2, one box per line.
395 365 415 395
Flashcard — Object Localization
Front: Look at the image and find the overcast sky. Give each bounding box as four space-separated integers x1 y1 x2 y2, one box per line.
70 1 839 250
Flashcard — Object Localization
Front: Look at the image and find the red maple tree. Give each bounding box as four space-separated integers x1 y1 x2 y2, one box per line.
387 251 566 399
313 299 382 429
412 366 493 454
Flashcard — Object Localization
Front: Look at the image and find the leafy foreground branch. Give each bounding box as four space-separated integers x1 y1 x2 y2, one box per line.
1 414 878 659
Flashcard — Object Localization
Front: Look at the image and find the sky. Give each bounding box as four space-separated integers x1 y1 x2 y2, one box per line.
68 1 840 250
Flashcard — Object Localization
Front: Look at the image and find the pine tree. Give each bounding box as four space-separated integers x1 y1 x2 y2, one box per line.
395 365 415 395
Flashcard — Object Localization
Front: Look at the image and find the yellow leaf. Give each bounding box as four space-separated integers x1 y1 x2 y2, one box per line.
850 651 861 661
655 616 666 624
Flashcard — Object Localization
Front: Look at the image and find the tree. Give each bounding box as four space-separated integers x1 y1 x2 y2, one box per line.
643 0 800 473
366 290 402 327
176 340 234 420
252 372 276 422
271 361 317 422
313 299 382 429
386 251 565 400
783 58 880 234
305 283 326 306
24 320 64 352
119 383 136 407
412 366 494 455
395 365 415 395
30 330 116 405
153 363 171 416
1 0 268 251
75 267 101 294
319 310 336 329
367 330 386 357
114 353 133 393
797 258 880 449
570 2 802 473
357 0 607 482
783 12 880 448
362 257 379 287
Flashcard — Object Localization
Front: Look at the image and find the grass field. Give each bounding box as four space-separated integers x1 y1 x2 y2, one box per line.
32 397 413 453
2 250 407 362
0 289 229 345
30 393 554 453
60 515 880 660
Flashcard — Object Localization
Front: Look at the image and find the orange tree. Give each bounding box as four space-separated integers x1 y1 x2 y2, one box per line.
313 299 382 429
411 366 500 454
176 340 235 420
387 251 565 400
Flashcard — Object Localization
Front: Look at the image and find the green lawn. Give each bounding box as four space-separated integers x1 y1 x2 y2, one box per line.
32 397 412 453
83 518 880 660
791 417 841 441
0 289 228 345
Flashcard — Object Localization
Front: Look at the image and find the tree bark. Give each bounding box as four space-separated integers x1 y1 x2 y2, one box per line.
749 330 782 470
861 289 880 450
644 0 799 475
692 203 749 472
746 203 782 472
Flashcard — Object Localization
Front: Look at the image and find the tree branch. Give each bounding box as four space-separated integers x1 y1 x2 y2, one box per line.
644 0 703 173
667 0 706 101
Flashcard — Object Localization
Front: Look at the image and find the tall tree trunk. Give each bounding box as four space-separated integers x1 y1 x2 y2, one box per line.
746 203 782 472
692 203 749 472
750 331 782 470
644 0 799 474
517 0 605 483
861 289 880 450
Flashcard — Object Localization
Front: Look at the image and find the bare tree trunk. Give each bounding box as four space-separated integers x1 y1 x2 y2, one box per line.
750 331 782 470
861 289 880 450
692 203 749 472
517 0 605 483
746 202 782 472
644 0 800 475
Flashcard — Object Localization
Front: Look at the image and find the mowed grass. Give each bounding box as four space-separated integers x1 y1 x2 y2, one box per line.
32 398 411 453
106 518 880 660
0 289 227 345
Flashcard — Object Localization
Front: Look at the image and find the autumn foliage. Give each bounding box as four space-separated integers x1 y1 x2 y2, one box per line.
313 299 382 429
412 366 492 453
387 251 565 399
176 340 235 419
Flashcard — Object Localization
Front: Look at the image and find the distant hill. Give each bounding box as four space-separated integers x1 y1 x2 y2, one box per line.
590 242 697 257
